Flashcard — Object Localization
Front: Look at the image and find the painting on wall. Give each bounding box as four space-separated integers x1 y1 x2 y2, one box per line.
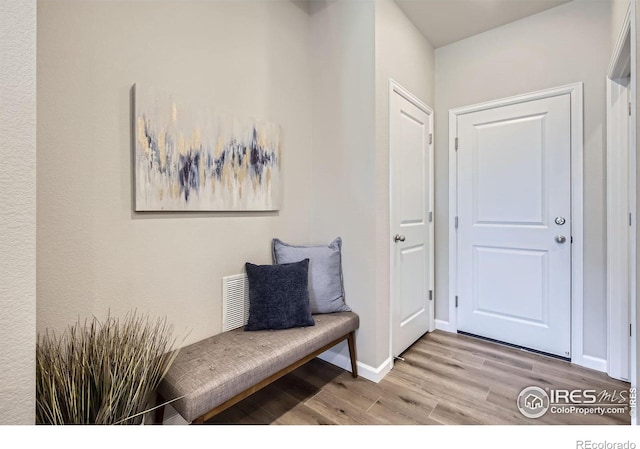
133 84 281 211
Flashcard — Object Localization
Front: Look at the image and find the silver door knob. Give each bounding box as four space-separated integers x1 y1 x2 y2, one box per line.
555 235 566 244
394 234 406 243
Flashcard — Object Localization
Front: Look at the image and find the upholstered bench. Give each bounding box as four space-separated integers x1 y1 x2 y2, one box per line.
155 311 359 424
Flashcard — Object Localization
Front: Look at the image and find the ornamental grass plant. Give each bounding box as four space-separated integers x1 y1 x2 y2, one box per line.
36 312 179 425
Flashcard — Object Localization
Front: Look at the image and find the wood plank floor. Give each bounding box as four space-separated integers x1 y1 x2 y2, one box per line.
205 331 631 425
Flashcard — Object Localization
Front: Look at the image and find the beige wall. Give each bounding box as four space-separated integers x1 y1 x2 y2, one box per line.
37 0 435 381
37 1 313 345
308 0 434 370
0 0 37 425
434 0 612 360
309 0 377 365
373 0 435 366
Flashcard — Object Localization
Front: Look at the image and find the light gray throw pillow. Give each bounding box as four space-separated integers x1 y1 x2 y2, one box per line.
272 237 350 314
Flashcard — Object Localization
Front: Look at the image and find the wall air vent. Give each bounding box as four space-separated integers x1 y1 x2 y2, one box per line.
222 274 249 331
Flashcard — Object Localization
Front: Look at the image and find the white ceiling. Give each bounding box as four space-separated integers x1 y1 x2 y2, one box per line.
395 0 572 48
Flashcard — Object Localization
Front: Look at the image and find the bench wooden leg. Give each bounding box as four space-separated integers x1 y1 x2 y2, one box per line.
347 331 358 378
154 393 166 425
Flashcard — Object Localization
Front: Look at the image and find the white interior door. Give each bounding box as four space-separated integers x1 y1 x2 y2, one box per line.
390 82 434 358
456 94 572 358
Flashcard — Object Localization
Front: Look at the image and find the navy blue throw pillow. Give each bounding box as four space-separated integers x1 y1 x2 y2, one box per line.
244 259 315 331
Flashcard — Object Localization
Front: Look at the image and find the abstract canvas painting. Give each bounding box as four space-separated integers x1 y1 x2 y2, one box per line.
134 84 281 211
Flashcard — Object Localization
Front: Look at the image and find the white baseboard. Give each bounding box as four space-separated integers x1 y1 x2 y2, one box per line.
361 357 393 383
577 354 607 373
435 319 456 333
318 350 392 384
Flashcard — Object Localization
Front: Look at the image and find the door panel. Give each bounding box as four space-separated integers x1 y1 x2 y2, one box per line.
390 85 433 358
474 246 548 325
474 115 545 225
400 244 427 324
456 94 571 358
399 110 426 223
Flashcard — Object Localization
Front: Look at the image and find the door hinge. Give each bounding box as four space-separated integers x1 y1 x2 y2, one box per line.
630 102 632 116
630 323 633 337
455 137 459 151
455 296 459 308
429 211 433 223
429 290 433 301
570 236 573 244
630 212 633 227
455 216 459 229
429 133 433 145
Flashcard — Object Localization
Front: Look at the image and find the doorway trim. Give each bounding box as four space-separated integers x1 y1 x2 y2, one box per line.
606 1 633 383
388 79 435 363
447 83 589 369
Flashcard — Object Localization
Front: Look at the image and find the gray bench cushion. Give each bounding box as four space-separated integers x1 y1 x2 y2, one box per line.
158 311 359 423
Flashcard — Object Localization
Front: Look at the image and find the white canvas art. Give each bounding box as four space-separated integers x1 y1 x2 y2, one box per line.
134 84 281 211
